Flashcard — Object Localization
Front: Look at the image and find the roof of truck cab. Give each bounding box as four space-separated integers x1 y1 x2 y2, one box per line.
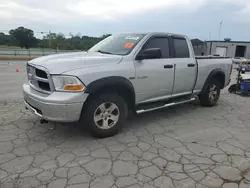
117 32 187 38
146 32 187 37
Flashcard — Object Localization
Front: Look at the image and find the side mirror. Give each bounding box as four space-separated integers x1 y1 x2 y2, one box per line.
136 48 162 60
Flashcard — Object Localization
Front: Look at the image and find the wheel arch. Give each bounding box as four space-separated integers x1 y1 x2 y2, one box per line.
202 69 225 92
84 76 136 111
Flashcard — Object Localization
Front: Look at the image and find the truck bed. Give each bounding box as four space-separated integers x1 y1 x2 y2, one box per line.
194 57 232 93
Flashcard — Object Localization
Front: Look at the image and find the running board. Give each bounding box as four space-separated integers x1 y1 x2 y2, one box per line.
136 98 196 114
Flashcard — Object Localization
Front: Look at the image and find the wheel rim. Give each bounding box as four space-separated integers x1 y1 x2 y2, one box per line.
93 102 120 130
208 84 218 102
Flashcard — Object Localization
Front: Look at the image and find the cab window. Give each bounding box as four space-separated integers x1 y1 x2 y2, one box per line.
142 37 170 58
173 38 190 58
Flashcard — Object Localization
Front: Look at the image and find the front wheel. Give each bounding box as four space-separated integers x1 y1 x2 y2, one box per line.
81 93 128 138
199 79 221 107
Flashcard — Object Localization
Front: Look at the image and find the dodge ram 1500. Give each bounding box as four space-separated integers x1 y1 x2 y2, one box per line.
23 32 233 137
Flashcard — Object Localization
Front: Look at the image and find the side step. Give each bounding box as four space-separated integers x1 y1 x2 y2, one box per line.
136 97 196 114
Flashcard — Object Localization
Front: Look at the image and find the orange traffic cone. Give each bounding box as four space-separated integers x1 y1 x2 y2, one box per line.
16 66 19 72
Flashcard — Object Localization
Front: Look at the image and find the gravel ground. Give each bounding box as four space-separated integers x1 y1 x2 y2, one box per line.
0 61 250 188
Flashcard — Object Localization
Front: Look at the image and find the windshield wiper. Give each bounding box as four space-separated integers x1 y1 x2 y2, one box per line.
96 50 113 54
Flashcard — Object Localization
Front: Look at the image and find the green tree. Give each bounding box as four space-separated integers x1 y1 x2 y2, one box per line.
9 27 37 49
100 34 111 40
0 33 13 46
1 26 113 50
42 33 66 50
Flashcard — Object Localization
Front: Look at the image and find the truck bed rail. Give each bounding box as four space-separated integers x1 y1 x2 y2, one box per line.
196 56 231 59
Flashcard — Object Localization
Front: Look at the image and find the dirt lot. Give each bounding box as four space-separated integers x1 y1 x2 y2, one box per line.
0 61 250 188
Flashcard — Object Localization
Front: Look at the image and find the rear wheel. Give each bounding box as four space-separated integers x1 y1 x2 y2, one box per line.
82 93 128 138
199 79 221 107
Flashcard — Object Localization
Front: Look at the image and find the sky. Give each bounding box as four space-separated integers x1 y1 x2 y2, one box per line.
0 0 250 41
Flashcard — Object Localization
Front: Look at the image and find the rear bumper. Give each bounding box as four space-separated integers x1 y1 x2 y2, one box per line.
23 83 88 122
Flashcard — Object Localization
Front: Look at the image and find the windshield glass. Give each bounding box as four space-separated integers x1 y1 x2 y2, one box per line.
88 33 146 55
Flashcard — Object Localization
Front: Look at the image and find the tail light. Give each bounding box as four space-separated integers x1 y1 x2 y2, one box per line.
230 63 233 75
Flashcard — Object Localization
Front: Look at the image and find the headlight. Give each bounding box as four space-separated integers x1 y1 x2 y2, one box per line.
52 76 85 92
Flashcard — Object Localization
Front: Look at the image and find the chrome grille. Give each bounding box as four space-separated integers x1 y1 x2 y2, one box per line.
27 64 53 94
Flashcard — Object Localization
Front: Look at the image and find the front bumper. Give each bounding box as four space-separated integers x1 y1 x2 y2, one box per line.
23 83 88 122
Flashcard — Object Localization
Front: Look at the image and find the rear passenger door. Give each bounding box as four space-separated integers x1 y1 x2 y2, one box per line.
171 37 197 96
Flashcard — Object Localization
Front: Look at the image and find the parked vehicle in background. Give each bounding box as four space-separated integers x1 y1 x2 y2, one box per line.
232 57 250 64
23 32 233 138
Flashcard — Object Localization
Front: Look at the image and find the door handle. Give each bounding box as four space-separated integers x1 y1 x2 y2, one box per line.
164 65 173 69
187 64 195 67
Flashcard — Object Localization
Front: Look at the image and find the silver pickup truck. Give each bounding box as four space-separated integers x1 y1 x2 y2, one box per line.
23 32 233 137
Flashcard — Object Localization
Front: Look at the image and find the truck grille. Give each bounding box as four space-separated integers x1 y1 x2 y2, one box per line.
27 64 53 93
35 69 48 79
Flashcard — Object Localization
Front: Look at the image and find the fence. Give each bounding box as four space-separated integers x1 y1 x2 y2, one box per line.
0 48 80 57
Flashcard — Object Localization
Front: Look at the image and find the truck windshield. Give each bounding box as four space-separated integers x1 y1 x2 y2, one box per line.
88 34 146 55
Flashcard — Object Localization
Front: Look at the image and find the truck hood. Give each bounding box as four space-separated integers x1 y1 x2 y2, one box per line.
29 52 123 74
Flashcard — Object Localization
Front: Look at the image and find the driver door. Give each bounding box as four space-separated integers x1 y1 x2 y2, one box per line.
134 35 175 103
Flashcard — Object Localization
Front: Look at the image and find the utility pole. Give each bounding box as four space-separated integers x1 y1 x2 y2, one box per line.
38 31 52 49
36 31 48 52
49 30 52 49
218 21 223 41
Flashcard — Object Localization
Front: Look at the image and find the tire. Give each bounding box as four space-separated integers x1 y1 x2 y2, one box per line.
82 93 128 138
199 79 221 107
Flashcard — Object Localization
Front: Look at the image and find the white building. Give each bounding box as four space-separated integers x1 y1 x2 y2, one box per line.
192 39 250 58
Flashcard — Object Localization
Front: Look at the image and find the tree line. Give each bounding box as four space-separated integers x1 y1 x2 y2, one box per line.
0 27 111 50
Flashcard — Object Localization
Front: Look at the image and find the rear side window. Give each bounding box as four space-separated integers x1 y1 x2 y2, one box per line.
173 38 190 58
143 37 170 58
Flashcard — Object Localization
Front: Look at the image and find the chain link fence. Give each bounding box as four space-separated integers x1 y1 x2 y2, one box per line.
0 48 80 57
